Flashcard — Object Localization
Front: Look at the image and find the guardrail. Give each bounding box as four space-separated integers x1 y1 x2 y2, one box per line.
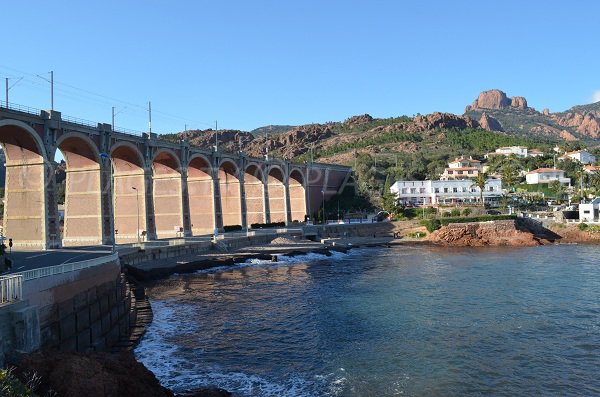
0 100 43 117
0 274 23 304
20 253 119 282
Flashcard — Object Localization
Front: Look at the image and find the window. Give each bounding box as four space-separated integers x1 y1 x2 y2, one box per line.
453 187 458 193
471 188 477 192
468 170 473 174
488 186 494 191
434 188 440 193
584 210 590 214
419 188 426 193
444 187 449 193
458 171 463 175
448 170 453 174
401 188 407 194
462 187 467 192
410 188 417 194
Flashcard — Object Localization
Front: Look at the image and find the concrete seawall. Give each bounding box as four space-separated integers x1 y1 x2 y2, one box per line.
0 258 139 367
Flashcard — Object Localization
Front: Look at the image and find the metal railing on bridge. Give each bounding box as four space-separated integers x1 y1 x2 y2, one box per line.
0 100 43 117
0 274 23 304
1 100 144 137
20 253 119 282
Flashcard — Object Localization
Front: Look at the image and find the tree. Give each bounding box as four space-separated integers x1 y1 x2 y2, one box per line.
548 180 566 203
501 163 520 192
472 172 488 206
382 175 399 213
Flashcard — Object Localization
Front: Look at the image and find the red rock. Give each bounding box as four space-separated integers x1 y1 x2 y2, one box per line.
469 89 511 110
510 96 528 109
478 112 503 131
414 112 478 130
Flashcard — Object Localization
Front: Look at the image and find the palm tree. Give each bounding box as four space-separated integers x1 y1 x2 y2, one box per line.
473 172 488 206
501 164 519 193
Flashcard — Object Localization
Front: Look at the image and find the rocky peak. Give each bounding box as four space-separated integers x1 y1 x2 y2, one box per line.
344 114 373 127
478 112 503 131
511 96 528 109
465 89 529 112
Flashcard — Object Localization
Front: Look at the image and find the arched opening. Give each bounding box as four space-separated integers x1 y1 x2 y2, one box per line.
218 161 241 227
0 121 51 249
289 169 306 222
152 150 183 239
244 164 265 226
56 134 103 246
188 155 214 235
111 143 147 243
267 166 286 223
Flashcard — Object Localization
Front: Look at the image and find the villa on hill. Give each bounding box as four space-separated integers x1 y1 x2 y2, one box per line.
485 146 544 158
525 168 571 185
440 156 481 180
558 149 596 164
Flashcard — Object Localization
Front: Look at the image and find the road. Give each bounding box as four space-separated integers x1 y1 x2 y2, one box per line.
0 227 305 276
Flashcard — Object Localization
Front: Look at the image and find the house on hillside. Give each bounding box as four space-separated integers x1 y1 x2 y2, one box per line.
558 149 596 164
579 197 600 223
525 168 571 185
528 149 544 157
440 156 482 180
583 165 600 174
390 179 502 206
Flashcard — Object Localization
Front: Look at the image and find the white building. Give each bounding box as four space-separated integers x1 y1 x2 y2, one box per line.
390 179 502 206
495 146 528 158
440 156 481 180
525 168 571 185
558 149 596 164
579 198 600 223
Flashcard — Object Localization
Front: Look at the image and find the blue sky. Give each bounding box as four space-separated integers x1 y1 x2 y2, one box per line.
1 0 599 134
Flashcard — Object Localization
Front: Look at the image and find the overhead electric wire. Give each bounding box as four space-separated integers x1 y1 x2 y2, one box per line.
0 64 216 131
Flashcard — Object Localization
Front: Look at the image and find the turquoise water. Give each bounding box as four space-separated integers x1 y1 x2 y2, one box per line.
134 245 600 396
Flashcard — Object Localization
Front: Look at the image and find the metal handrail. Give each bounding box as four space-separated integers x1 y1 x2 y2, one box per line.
61 113 97 128
0 100 43 117
113 126 144 137
0 274 23 304
19 252 118 282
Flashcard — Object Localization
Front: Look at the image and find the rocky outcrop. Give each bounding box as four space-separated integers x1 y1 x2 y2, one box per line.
427 219 559 247
465 89 529 112
560 129 578 141
13 351 231 397
478 112 503 131
414 112 478 130
245 124 334 159
576 113 600 137
511 96 528 109
344 114 373 127
175 129 255 152
543 108 550 116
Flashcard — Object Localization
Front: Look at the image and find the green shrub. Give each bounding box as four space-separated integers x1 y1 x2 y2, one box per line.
588 225 600 233
407 231 426 238
421 219 441 232
223 225 243 232
442 212 452 217
462 208 472 216
450 208 461 217
0 368 33 397
578 223 589 231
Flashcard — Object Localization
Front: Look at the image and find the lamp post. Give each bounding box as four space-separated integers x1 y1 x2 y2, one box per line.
100 153 116 253
132 186 140 244
321 190 325 225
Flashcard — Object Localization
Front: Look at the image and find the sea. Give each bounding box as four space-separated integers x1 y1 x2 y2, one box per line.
134 244 600 396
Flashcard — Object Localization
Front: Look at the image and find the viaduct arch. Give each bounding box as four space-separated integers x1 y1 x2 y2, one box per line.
0 107 352 249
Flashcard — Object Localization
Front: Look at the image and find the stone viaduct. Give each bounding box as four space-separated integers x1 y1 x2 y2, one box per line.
0 105 352 250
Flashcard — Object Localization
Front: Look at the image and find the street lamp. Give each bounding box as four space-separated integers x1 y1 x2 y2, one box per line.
132 186 140 244
321 190 325 225
100 152 116 253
